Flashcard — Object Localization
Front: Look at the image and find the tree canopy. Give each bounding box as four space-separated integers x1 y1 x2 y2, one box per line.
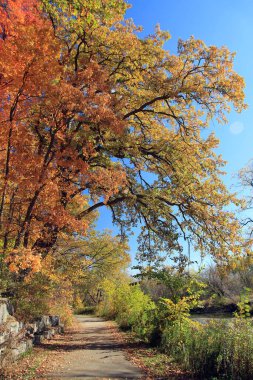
0 0 248 274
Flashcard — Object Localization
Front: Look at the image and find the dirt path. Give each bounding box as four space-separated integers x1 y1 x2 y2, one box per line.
43 315 143 380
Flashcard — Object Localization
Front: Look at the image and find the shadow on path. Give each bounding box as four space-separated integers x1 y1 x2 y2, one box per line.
42 341 143 352
42 315 144 380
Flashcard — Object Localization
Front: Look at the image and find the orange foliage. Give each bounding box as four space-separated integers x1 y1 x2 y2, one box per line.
0 0 126 272
0 0 249 274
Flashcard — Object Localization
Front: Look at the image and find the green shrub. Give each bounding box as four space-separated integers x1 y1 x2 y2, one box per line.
162 318 253 379
132 299 157 342
98 276 253 379
97 278 156 335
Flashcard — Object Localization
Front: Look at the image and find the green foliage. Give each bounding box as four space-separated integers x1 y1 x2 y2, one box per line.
132 299 157 342
97 277 156 332
99 268 253 378
162 318 203 371
162 318 253 379
97 270 206 346
149 277 204 345
137 267 207 303
234 287 251 318
137 267 190 302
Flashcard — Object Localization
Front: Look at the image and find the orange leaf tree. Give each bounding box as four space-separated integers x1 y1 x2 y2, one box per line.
0 0 247 275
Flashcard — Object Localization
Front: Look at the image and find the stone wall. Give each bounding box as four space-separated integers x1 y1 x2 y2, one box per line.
0 298 63 367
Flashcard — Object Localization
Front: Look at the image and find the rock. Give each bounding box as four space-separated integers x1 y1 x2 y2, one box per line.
26 339 33 350
33 333 44 345
11 348 20 360
8 318 20 334
42 315 51 327
6 301 14 316
50 315 60 326
36 315 51 333
0 327 13 345
0 298 64 366
43 330 52 340
12 340 27 358
0 332 7 345
0 300 9 325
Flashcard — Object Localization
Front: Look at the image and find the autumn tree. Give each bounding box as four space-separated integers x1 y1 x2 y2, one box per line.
50 230 130 305
0 0 126 274
10 228 130 320
0 0 248 277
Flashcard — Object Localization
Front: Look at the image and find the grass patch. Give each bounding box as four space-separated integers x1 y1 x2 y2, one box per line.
121 330 190 379
133 346 187 378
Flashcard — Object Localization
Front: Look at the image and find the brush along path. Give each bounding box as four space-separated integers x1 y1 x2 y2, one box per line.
42 315 143 380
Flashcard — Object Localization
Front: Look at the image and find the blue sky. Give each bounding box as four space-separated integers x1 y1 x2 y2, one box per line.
96 0 253 268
